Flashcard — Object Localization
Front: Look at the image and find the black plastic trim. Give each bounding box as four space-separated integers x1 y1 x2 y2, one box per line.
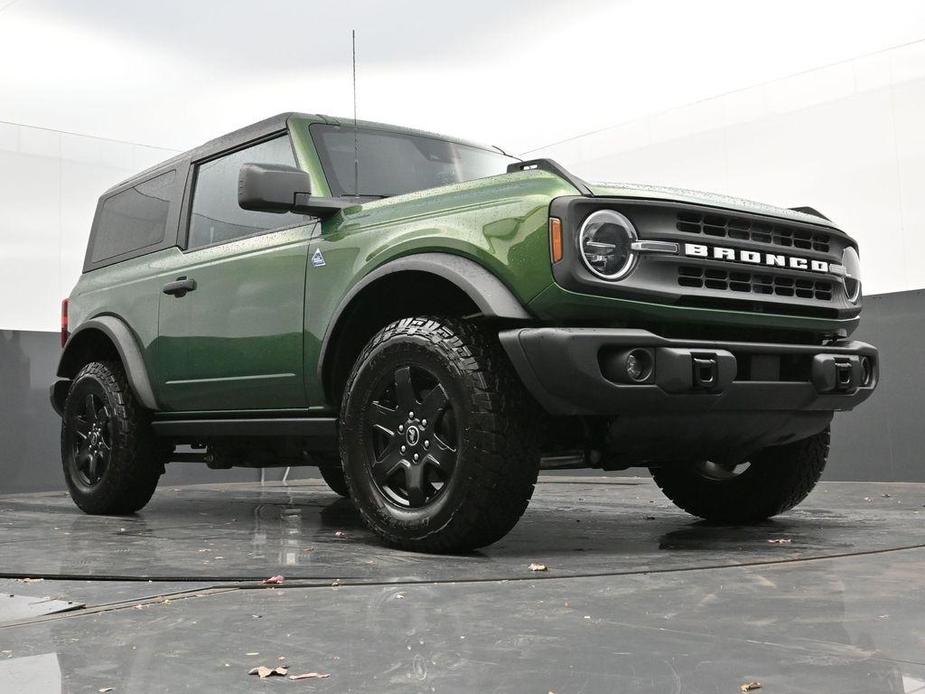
790 206 831 221
56 316 160 412
49 380 69 416
499 327 878 416
317 252 532 383
291 193 354 219
151 417 337 439
507 159 592 195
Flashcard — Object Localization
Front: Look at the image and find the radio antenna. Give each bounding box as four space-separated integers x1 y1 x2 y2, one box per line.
352 29 359 197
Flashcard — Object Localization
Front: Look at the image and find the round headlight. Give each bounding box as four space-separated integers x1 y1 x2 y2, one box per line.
578 210 638 280
842 246 861 303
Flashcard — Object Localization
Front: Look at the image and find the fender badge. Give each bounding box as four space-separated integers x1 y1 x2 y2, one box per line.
311 248 326 268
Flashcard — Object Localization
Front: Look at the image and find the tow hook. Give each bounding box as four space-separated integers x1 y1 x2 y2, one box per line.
812 354 870 393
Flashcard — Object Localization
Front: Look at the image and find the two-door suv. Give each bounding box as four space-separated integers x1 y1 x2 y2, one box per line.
51 112 878 552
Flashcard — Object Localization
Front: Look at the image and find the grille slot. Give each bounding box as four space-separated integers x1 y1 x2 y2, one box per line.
677 211 830 252
678 266 834 301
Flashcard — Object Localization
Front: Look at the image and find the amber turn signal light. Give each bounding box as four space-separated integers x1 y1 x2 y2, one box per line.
549 217 564 263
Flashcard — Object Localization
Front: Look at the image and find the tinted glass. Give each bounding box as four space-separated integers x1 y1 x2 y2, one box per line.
188 136 303 249
91 170 175 262
310 124 516 197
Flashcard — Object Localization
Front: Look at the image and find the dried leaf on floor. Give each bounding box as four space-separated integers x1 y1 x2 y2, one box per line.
740 682 762 692
767 538 792 544
334 531 346 537
16 578 44 584
98 689 114 693
248 665 289 678
289 672 331 680
261 575 285 585
529 563 548 572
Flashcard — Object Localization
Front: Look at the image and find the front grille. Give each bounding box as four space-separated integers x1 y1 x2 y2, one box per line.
676 211 830 253
678 266 834 301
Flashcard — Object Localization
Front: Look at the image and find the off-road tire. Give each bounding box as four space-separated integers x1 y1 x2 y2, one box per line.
61 360 168 515
317 455 350 497
651 428 830 523
339 317 540 553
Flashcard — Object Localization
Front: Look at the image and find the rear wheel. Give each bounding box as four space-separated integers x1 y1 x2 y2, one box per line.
339 317 540 553
61 361 168 515
651 428 830 523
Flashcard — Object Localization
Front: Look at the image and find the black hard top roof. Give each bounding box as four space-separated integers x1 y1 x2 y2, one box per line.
103 112 496 196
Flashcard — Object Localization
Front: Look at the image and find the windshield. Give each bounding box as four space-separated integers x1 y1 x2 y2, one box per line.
310 124 517 198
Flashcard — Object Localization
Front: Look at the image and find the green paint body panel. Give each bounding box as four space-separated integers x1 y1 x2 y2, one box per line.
65 113 865 416
155 224 315 411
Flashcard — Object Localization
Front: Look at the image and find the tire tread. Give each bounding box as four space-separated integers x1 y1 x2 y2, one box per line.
651 428 830 523
340 317 539 552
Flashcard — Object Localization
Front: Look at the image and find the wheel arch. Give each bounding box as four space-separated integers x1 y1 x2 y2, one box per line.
56 316 159 412
319 253 532 407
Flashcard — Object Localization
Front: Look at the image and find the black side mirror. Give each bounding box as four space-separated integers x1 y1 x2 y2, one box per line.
238 163 311 213
238 163 355 220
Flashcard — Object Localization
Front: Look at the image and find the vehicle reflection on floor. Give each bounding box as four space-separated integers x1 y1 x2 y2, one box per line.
1 477 923 692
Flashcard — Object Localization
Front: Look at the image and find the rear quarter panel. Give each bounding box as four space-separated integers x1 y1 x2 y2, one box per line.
66 247 191 400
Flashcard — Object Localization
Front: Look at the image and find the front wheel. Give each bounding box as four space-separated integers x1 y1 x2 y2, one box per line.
339 317 540 553
651 428 830 523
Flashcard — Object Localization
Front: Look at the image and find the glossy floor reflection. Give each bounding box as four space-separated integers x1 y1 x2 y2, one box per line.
2 477 924 582
1 477 924 692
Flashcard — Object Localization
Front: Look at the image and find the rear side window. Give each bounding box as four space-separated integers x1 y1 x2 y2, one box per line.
187 135 304 249
91 170 176 262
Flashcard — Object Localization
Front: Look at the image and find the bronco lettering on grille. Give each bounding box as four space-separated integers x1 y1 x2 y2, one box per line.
683 243 829 273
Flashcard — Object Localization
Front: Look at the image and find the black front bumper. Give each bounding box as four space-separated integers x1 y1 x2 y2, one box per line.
499 328 878 417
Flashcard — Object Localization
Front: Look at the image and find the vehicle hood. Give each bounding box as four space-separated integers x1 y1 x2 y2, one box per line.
586 181 836 228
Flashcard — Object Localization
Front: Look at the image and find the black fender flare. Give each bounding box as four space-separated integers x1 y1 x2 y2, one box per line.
317 252 532 383
56 316 159 411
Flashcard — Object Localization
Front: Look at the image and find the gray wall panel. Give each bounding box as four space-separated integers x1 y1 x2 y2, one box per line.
0 330 261 494
1 290 922 493
828 290 925 482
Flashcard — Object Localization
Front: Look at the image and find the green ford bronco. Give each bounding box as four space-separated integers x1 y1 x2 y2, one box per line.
51 112 878 552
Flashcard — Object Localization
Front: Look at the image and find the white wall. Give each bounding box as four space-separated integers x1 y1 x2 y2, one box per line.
0 122 176 331
529 41 925 297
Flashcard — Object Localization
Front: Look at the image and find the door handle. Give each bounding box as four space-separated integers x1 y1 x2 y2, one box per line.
162 277 197 297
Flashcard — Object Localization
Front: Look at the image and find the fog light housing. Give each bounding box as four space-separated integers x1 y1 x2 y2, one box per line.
625 349 653 382
601 348 655 384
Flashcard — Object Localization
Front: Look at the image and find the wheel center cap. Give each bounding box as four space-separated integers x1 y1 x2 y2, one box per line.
405 425 421 447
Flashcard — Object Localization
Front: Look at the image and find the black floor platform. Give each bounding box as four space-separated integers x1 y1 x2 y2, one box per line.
1 476 924 692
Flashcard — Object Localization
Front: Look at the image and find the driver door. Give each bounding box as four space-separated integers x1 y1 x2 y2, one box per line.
155 134 315 412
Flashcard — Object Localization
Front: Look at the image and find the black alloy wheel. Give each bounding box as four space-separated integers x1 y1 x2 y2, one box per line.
339 317 541 553
365 364 458 509
62 361 167 515
67 390 114 489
